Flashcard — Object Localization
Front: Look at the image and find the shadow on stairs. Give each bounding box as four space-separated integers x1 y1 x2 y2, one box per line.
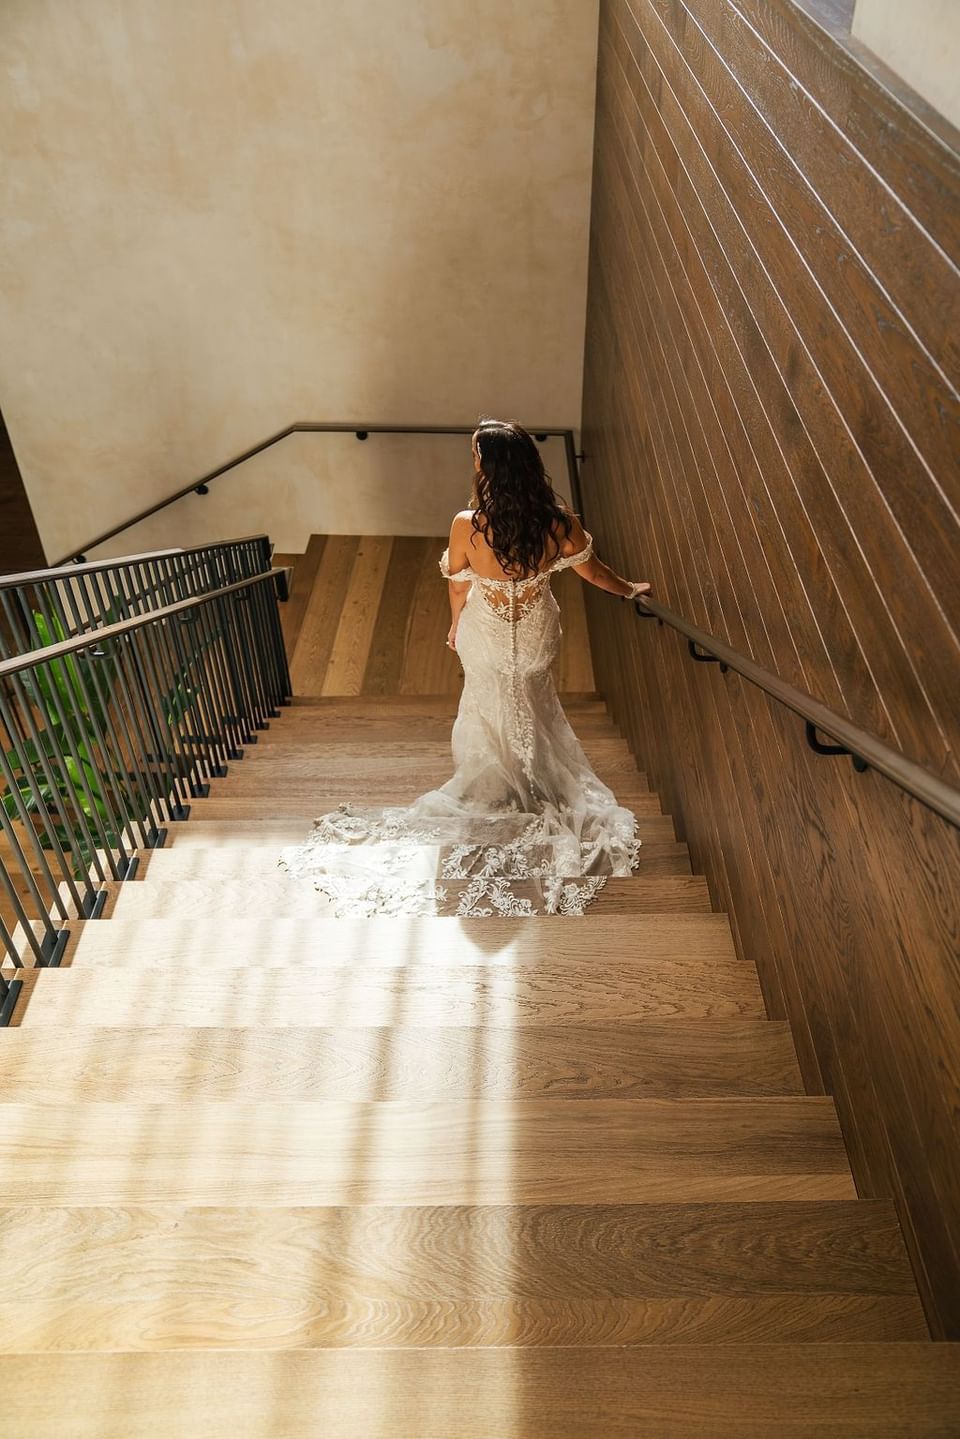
1 692 957 1433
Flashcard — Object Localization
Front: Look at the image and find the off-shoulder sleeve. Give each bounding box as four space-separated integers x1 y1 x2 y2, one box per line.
439 548 473 582
550 532 594 572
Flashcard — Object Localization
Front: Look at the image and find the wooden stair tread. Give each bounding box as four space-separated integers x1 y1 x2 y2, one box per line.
13 958 765 1026
190 781 658 808
60 911 732 966
0 1202 925 1351
0 1022 804 1098
285 694 606 709
5 1200 913 1299
222 757 647 785
158 813 680 847
0 1099 855 1204
187 789 661 815
137 840 692 880
253 732 634 750
0 1294 926 1352
102 874 710 917
255 721 625 743
6 1345 956 1436
247 735 638 756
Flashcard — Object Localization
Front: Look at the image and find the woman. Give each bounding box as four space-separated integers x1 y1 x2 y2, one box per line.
280 418 652 915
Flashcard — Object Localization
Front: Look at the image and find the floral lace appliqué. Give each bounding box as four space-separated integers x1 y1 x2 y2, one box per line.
279 531 640 919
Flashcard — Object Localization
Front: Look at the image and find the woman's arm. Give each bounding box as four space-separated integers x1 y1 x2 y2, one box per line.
563 516 652 600
445 512 473 650
446 580 470 649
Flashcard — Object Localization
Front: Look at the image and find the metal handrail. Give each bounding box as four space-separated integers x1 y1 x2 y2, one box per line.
0 564 291 1008
629 594 960 830
0 569 286 679
53 422 584 564
0 536 277 662
0 534 273 591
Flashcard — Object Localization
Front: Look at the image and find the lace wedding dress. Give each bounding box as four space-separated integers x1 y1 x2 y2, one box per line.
279 533 640 916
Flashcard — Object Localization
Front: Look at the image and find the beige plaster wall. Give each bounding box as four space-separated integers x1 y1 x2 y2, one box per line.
0 0 599 563
88 431 573 558
852 0 960 128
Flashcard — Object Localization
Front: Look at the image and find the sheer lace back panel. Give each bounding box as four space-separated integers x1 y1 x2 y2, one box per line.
440 534 594 622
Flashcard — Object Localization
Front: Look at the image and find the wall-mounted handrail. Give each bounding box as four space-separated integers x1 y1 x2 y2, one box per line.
53 423 583 565
629 594 960 830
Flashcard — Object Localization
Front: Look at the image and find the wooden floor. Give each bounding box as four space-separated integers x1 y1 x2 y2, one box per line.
1 556 957 1431
275 535 596 695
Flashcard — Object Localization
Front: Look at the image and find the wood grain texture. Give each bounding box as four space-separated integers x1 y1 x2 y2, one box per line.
321 536 393 695
276 534 324 653
184 789 663 817
583 0 960 1335
100 873 711 919
0 1099 855 1204
0 1022 804 1099
0 1293 925 1353
0 1200 916 1300
362 536 433 694
4 1345 957 1437
156 811 680 847
0 1201 924 1350
200 756 649 792
554 566 597 692
140 839 692 881
13 955 763 1027
280 533 601 696
399 537 463 695
62 910 726 967
288 535 359 694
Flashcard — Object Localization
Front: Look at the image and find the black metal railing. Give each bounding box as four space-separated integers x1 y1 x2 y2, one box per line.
0 564 290 1014
628 594 960 831
0 535 279 659
52 424 584 565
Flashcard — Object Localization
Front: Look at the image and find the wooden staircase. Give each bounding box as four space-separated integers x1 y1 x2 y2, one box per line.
0 545 956 1433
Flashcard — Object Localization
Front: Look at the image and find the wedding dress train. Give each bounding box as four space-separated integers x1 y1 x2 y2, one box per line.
279 533 640 916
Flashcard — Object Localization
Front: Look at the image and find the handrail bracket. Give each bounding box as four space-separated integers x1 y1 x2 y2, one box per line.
805 721 870 774
688 639 728 673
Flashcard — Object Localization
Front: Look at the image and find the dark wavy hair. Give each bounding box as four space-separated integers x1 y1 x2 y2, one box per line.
470 419 573 577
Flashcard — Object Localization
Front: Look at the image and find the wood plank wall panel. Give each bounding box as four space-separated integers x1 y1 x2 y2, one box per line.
582 0 960 1336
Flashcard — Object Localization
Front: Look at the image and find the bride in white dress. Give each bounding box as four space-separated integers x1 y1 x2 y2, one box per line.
280 419 652 916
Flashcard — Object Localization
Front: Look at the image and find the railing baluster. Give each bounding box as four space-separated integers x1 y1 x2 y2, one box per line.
31 585 140 867
0 733 72 960
55 579 156 852
0 684 92 919
0 564 289 982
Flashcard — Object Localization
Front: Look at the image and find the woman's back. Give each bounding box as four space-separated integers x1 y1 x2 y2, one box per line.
445 509 590 579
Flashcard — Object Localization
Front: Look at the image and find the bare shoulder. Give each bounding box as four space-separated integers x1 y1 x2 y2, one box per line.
445 510 476 572
556 511 590 557
449 509 475 536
